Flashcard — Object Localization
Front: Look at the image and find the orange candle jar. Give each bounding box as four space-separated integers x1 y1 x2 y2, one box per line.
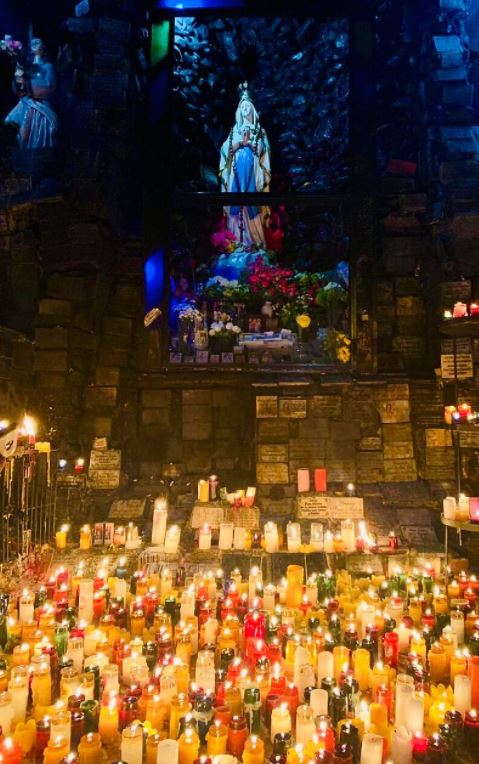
77 732 103 764
178 728 200 764
428 643 447 684
206 720 228 756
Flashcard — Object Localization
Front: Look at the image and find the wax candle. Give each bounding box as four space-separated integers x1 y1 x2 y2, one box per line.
314 468 327 492
286 565 303 609
295 705 316 746
464 709 479 751
157 739 179 764
286 522 301 553
98 700 119 744
270 704 291 743
353 649 370 692
121 724 143 764
198 525 212 551
233 527 246 550
77 732 102 764
264 523 279 553
454 674 472 716
18 590 34 624
395 674 414 729
318 651 334 684
242 735 265 764
310 523 323 551
152 499 168 546
391 727 412 764
470 655 479 708
340 520 355 553
79 526 92 551
198 480 209 503
78 581 94 625
406 691 424 735
8 672 28 725
360 733 383 764
324 531 334 553
429 642 447 684
165 526 181 555
206 721 228 757
55 526 69 550
43 736 69 764
453 302 468 318
218 523 234 551
0 691 14 735
297 468 310 493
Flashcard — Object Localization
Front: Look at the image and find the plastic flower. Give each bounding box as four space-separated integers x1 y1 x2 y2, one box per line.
296 314 311 329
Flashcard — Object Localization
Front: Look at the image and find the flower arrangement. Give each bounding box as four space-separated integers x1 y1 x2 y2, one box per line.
325 330 351 364
0 35 23 57
178 304 203 322
209 312 241 337
210 221 238 252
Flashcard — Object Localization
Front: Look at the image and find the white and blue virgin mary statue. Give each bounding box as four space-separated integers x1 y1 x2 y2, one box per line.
5 38 57 149
219 82 271 250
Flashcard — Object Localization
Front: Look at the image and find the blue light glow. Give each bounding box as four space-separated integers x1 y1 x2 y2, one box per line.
144 250 165 310
158 0 244 8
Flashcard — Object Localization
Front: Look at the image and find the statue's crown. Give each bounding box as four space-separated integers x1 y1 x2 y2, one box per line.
239 81 252 102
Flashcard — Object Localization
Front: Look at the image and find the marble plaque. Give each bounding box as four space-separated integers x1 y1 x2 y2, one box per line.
256 462 289 484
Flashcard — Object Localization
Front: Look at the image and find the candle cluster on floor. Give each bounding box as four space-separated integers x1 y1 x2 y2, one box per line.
1 559 479 764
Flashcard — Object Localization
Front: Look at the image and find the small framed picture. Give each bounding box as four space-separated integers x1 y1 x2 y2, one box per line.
93 523 104 546
183 355 195 364
222 352 234 364
196 351 209 364
103 522 114 546
210 354 220 364
169 352 182 364
248 317 262 333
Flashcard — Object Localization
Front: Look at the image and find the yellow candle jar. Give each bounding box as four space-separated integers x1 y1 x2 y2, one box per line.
78 732 103 764
410 633 427 664
79 526 92 551
32 662 52 706
206 721 228 756
353 648 370 692
170 694 191 740
369 702 388 738
408 598 423 628
98 700 119 744
178 728 200 764
370 662 389 696
450 651 467 684
333 646 350 683
286 565 304 609
43 736 70 764
428 643 447 685
243 735 265 764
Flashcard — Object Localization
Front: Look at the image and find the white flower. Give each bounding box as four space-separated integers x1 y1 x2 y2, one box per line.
209 328 216 336
225 322 234 331
233 325 241 334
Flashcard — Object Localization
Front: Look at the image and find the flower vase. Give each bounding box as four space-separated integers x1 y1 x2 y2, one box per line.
211 333 235 354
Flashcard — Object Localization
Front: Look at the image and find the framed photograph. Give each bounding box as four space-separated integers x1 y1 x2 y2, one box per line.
103 522 114 546
248 317 262 333
93 523 104 546
210 354 220 364
196 350 209 364
169 352 182 364
221 352 234 364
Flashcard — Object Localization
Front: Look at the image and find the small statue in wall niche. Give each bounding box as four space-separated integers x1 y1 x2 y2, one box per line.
219 81 271 249
3 36 58 149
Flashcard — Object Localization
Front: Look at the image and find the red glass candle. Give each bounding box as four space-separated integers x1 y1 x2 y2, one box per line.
0 737 23 764
425 734 448 763
388 532 399 550
316 720 335 753
227 658 243 685
314 468 327 492
56 567 69 587
220 599 235 622
464 709 479 750
36 718 51 756
270 667 286 695
46 577 56 600
412 733 428 757
227 716 248 758
93 592 106 620
383 631 399 669
265 693 281 728
236 595 250 622
422 610 435 629
282 684 299 718
243 611 266 641
470 303 479 317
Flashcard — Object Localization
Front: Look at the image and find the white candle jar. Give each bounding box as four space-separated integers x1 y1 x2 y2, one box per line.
286 522 301 552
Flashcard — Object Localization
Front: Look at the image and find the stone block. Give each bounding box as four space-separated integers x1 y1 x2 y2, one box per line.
376 281 394 304
260 497 295 518
141 389 172 408
443 84 473 108
396 297 425 316
392 336 426 358
98 347 129 367
33 350 68 372
384 459 417 482
47 275 85 302
182 417 212 441
433 35 464 68
85 386 117 409
34 372 66 389
257 419 289 442
213 390 235 408
394 277 421 296
258 444 289 463
326 440 356 460
326 460 356 482
214 457 237 472
396 317 426 336
382 423 413 442
93 417 112 437
102 316 132 336
451 213 479 240
141 408 170 427
359 436 382 450
330 421 361 441
383 237 424 274
182 389 212 406
70 328 97 351
256 463 289 484
310 395 342 418
38 299 71 318
384 442 414 460
439 160 479 186
35 327 68 349
95 367 120 386
183 443 213 473
289 439 326 461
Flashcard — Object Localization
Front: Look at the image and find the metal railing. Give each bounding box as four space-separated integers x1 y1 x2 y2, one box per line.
0 450 57 564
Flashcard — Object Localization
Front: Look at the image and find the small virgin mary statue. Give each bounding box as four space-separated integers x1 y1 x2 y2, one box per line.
219 82 271 249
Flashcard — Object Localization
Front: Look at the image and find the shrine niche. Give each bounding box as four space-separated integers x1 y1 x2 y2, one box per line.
166 13 351 368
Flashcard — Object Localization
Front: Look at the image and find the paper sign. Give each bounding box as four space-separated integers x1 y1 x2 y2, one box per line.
109 499 146 520
441 353 473 380
296 495 364 520
89 449 121 470
88 470 120 489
